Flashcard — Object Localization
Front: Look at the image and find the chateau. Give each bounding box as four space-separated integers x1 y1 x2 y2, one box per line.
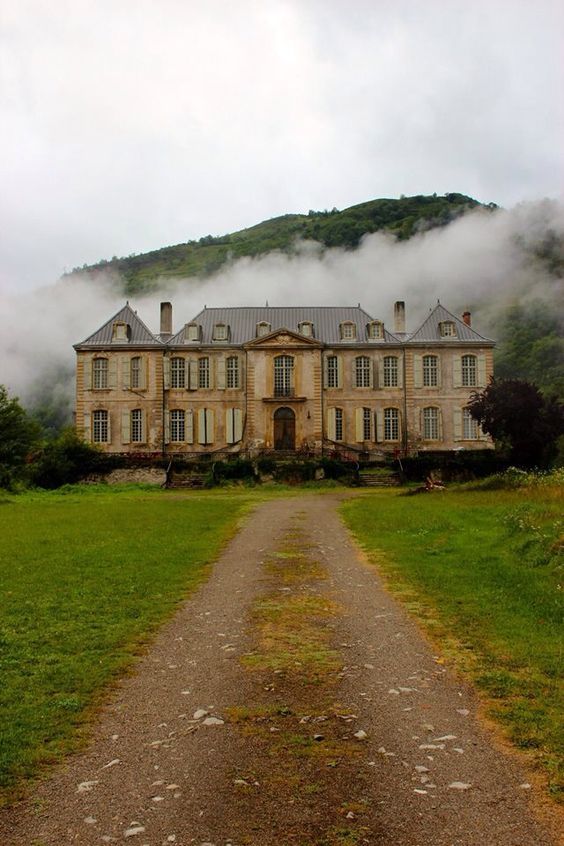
74 301 494 457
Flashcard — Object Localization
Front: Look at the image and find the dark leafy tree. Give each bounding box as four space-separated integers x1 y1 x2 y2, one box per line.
468 378 564 467
30 428 103 489
0 385 41 488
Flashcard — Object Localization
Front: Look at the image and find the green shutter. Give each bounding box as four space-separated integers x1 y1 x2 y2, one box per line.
122 410 131 444
397 357 404 389
139 357 147 390
226 408 234 444
206 409 215 443
234 408 243 442
186 409 194 444
189 359 198 391
323 356 329 389
377 358 384 389
436 357 442 388
336 356 343 389
108 358 117 389
106 412 112 443
438 408 443 440
164 410 170 444
197 409 206 444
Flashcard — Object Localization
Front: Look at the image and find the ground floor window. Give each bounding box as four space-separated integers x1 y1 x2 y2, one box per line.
131 409 143 442
384 407 400 441
93 410 109 443
463 408 478 439
363 407 371 440
170 409 185 442
335 408 343 441
423 407 440 440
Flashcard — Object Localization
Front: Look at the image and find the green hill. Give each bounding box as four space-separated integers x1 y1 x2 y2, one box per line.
66 193 487 295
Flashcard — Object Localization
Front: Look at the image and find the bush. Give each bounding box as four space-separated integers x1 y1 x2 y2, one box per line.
29 429 105 489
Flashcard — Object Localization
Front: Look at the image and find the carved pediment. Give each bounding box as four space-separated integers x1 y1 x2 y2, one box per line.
244 328 323 349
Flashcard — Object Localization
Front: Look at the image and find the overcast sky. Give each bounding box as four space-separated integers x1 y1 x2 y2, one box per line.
1 0 563 293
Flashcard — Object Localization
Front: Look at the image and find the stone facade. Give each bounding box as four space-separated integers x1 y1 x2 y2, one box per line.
74 301 494 457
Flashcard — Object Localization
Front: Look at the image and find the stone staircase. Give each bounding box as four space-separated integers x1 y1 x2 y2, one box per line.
359 469 401 488
167 471 208 489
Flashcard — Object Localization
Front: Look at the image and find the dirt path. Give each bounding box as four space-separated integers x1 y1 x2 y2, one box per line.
0 494 558 845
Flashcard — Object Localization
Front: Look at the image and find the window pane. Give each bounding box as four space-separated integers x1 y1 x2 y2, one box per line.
131 409 143 442
423 355 438 387
463 408 478 439
171 358 185 388
93 359 108 389
384 356 398 387
462 355 477 387
335 408 343 441
170 410 185 442
93 410 108 442
274 355 294 397
384 408 399 441
355 356 371 388
363 408 371 440
327 356 338 388
130 357 141 388
423 407 439 439
227 356 239 389
199 358 210 388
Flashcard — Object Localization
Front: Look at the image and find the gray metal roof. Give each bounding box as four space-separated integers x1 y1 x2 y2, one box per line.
75 304 163 348
168 306 400 346
407 304 494 344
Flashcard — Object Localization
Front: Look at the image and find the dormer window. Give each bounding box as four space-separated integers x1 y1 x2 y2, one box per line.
213 322 229 341
256 321 271 337
112 321 130 342
367 320 384 340
339 321 356 340
439 320 457 338
185 323 201 342
298 321 314 337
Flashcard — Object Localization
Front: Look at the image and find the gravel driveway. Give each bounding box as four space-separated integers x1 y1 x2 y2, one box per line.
0 494 559 845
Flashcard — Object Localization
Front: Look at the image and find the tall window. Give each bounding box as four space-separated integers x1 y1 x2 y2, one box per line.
170 410 185 442
335 408 343 441
383 356 398 387
363 408 372 440
274 355 294 397
463 408 478 439
131 409 143 442
423 355 438 387
93 358 108 389
423 407 439 440
130 357 141 389
93 410 109 442
461 354 477 387
326 355 339 388
384 408 399 441
199 357 210 388
227 356 239 389
355 356 371 388
171 357 185 388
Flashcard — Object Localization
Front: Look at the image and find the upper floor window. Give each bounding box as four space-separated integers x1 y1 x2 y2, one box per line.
170 409 185 442
367 321 384 340
199 357 210 388
423 406 440 440
130 409 143 443
384 407 400 441
274 355 294 397
93 358 108 389
256 321 271 337
185 323 201 342
171 357 186 389
130 356 142 389
461 354 477 387
213 323 229 341
93 409 109 443
439 320 457 338
226 356 240 389
463 408 478 439
383 356 398 387
340 321 356 340
326 355 339 388
112 321 130 342
298 321 314 337
423 354 438 387
355 355 371 388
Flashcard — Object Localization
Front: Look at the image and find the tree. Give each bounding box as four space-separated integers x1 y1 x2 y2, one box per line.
468 378 564 468
30 428 103 489
0 385 41 488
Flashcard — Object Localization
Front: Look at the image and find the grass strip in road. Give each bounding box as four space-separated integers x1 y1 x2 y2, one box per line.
0 485 249 801
341 483 563 799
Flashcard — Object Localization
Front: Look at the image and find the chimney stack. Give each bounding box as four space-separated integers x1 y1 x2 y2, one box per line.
394 301 406 334
160 301 172 337
462 310 472 327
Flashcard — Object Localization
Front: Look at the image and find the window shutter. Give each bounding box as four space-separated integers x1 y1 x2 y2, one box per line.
122 410 131 444
397 357 404 389
334 356 341 388
351 358 357 387
106 413 112 443
139 357 147 390
377 359 384 389
453 356 462 388
436 357 442 388
234 408 243 442
208 361 214 390
186 409 194 444
108 358 117 389
453 408 463 441
323 356 329 389
355 408 364 442
415 407 422 435
327 408 336 441
122 357 130 389
164 410 170 444
376 409 384 442
189 358 198 390
163 357 170 390
83 411 91 442
83 357 92 390
206 408 215 443
141 410 147 443
413 355 423 388
226 408 234 444
217 357 226 390
197 408 206 444
477 354 487 387
438 409 443 440
368 359 374 389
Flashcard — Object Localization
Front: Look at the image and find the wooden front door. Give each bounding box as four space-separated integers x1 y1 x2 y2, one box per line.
274 407 296 450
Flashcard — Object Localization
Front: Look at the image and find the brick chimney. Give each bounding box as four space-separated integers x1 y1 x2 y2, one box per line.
394 301 406 334
160 301 172 337
462 310 472 327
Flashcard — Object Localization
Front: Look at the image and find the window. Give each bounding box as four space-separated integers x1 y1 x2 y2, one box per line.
213 323 228 341
130 357 142 389
256 321 271 337
93 410 109 443
170 409 185 442
363 408 372 440
130 409 143 443
423 407 440 440
185 323 200 342
355 356 371 388
198 357 210 388
423 355 438 387
298 321 314 337
326 355 339 388
171 357 186 388
335 408 343 441
274 355 294 397
112 321 130 341
340 322 356 340
384 408 400 441
226 356 239 389
93 358 108 389
461 354 477 387
383 356 398 387
439 321 456 337
367 321 384 340
463 408 478 439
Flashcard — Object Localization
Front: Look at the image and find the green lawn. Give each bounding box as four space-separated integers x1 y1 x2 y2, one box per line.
0 485 251 799
342 483 564 798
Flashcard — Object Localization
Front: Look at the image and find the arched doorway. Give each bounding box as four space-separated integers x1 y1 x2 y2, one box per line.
274 407 295 450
